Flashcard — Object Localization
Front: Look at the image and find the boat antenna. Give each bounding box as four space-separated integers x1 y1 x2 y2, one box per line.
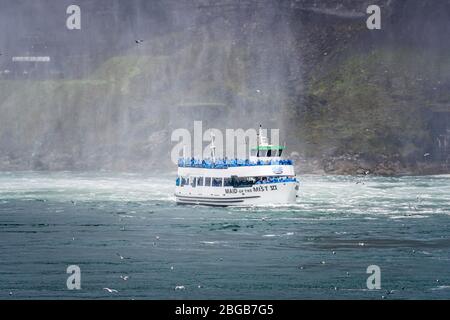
210 132 216 163
258 124 268 146
257 124 261 157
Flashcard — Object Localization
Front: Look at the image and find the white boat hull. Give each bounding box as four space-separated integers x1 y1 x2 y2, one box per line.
175 181 298 206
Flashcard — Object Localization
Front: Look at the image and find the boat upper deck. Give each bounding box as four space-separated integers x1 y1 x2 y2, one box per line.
178 158 294 169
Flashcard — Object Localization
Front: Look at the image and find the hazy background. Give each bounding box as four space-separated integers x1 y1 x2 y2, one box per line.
0 0 449 174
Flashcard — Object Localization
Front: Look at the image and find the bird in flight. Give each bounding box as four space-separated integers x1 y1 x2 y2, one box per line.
116 253 124 260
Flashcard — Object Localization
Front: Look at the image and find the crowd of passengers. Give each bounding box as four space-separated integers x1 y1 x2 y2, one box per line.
176 176 297 187
178 158 293 168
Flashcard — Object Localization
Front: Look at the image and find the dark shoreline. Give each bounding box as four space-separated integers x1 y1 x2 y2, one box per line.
295 157 450 177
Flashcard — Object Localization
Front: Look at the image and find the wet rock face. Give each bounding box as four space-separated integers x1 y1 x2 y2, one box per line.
0 0 449 174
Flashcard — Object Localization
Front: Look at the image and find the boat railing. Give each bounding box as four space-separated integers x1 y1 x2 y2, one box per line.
175 176 297 186
255 177 297 184
177 158 294 168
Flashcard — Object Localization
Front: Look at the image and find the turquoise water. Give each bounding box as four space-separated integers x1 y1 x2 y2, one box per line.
0 172 449 299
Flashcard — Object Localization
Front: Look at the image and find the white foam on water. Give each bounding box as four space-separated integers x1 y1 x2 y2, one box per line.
0 172 448 220
389 215 430 219
431 285 450 291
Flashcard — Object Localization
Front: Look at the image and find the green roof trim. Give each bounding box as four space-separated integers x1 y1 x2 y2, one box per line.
251 145 286 151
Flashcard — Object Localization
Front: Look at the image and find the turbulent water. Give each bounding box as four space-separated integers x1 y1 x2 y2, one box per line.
0 171 449 299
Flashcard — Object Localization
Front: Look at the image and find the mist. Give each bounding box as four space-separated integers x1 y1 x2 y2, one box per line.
0 0 449 175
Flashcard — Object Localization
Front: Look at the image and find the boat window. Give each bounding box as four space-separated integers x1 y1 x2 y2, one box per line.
212 178 223 187
180 177 187 186
267 149 272 157
224 178 233 187
197 177 204 186
190 177 196 188
234 177 255 188
278 149 283 157
205 177 211 186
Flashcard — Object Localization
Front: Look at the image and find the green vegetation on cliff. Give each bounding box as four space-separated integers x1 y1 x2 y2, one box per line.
301 47 450 161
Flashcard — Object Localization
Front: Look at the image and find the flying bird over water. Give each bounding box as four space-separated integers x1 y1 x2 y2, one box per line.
103 288 119 293
135 39 144 44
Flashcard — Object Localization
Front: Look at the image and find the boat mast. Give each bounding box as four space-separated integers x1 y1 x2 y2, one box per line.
258 124 268 146
257 125 260 157
210 132 216 163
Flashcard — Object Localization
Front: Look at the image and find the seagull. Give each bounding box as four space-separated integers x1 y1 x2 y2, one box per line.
103 288 118 293
332 251 336 255
175 285 185 290
424 153 430 157
170 266 174 270
321 261 326 265
116 253 124 260
120 275 129 281
135 39 144 44
9 291 12 296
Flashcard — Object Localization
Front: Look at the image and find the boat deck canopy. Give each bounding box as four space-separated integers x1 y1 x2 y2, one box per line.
251 145 285 151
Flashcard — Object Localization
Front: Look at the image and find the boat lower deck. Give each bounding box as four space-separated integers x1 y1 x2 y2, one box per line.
175 181 298 206
175 194 261 206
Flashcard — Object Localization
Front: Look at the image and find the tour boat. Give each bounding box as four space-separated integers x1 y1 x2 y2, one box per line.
174 126 299 206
